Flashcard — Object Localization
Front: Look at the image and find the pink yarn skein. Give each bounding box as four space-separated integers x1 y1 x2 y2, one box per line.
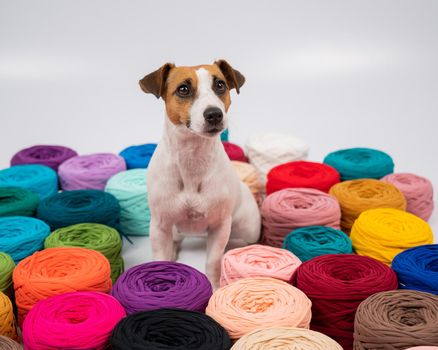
262 188 341 247
22 291 126 350
220 244 301 287
381 173 434 221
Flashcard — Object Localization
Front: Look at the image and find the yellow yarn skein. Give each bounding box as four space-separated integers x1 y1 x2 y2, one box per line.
0 291 19 342
351 208 433 265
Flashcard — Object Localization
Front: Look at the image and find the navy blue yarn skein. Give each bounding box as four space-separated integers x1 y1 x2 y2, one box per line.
392 244 438 294
119 144 157 169
36 190 121 230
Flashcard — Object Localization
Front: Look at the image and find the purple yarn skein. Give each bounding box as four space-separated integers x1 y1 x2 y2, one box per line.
111 261 213 314
58 153 126 191
11 145 78 171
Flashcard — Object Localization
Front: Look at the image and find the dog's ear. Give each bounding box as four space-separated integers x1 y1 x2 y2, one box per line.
214 59 245 94
139 63 175 99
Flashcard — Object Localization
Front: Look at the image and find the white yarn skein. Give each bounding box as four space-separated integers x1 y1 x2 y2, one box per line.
245 133 310 186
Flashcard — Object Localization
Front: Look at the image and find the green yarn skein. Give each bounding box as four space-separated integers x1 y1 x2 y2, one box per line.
0 187 39 217
44 223 124 282
0 252 15 296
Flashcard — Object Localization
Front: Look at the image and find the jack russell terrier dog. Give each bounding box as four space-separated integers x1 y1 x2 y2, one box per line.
139 60 261 288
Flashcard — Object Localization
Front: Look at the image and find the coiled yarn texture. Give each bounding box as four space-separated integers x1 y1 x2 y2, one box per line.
0 292 19 342
0 253 15 296
0 335 23 350
353 290 438 349
0 187 39 217
10 145 77 171
110 308 232 350
119 143 157 169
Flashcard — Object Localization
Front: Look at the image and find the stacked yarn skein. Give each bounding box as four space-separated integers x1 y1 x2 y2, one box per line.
119 143 157 169
0 336 23 350
0 292 18 342
0 165 57 200
11 145 77 171
105 169 150 236
0 253 15 297
222 142 248 162
58 153 126 190
262 188 341 247
0 187 39 217
231 161 262 204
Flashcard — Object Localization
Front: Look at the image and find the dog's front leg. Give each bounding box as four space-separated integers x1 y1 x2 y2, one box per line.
206 216 232 289
150 218 175 261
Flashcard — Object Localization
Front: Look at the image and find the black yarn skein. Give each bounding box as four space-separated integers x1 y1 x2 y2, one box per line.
110 308 232 350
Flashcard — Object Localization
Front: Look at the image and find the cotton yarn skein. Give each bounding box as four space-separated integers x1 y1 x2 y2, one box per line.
206 277 312 340
392 244 438 294
0 336 23 350
323 147 394 181
10 145 77 171
291 254 398 350
381 173 434 221
231 327 343 350
329 179 407 232
0 165 57 200
283 226 353 262
105 169 150 236
262 188 341 247
231 161 262 204
0 253 15 296
222 142 248 162
353 290 438 349
220 244 301 287
112 261 212 314
36 190 120 230
110 308 232 350
13 247 112 325
58 153 126 190
266 160 340 195
351 208 433 265
0 216 50 263
119 143 157 169
0 292 18 342
22 291 126 350
44 223 124 282
0 187 39 217
245 133 309 185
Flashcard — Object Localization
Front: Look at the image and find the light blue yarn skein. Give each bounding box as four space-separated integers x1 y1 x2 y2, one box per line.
0 164 58 200
323 147 394 181
105 169 150 236
0 216 51 263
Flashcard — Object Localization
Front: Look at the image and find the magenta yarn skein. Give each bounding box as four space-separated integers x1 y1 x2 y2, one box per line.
262 188 341 247
111 261 213 314
11 145 77 171
58 153 126 190
381 173 434 221
22 291 125 350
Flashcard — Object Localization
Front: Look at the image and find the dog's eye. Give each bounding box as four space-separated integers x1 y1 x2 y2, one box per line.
176 84 191 97
214 79 226 94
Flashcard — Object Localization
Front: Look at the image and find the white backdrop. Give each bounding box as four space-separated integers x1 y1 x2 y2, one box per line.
1 0 437 270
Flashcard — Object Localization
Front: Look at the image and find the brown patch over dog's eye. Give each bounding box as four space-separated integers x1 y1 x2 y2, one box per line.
213 79 227 95
176 83 192 98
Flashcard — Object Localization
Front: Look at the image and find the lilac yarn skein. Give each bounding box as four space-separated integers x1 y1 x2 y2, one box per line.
11 145 77 171
111 261 213 314
58 153 126 191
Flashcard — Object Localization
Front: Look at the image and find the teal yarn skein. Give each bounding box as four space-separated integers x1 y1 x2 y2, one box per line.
323 147 394 181
221 129 229 141
36 190 121 231
105 169 150 236
0 187 39 217
0 164 58 200
0 216 50 263
283 226 353 262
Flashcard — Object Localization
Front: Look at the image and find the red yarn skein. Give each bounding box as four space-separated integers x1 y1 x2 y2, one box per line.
267 161 340 195
222 142 248 162
291 254 398 350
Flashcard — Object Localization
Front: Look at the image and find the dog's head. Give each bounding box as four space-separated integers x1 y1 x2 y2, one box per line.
139 60 245 137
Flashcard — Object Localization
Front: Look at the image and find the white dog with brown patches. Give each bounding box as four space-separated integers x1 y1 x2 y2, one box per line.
140 60 261 288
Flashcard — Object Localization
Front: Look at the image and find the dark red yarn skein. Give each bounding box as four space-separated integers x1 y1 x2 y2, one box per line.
266 160 340 195
222 142 248 162
291 254 398 350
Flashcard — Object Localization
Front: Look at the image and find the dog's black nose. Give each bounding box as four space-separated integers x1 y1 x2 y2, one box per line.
203 107 223 125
